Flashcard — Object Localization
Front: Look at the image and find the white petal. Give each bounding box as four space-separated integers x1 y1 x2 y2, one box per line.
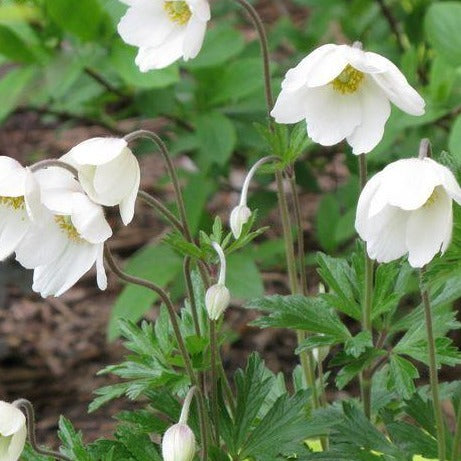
183 15 207 60
406 186 452 268
63 137 128 166
187 0 210 21
364 205 409 263
305 44 349 88
368 158 442 214
33 242 98 297
15 219 68 268
92 149 138 206
0 401 26 437
271 86 310 124
135 32 185 71
355 170 383 237
119 158 141 225
0 157 26 197
0 207 30 261
370 60 425 116
24 169 43 221
425 158 461 205
7 421 27 461
117 0 175 48
281 44 339 92
346 50 390 74
304 85 362 146
71 193 112 244
95 243 107 290
347 78 391 154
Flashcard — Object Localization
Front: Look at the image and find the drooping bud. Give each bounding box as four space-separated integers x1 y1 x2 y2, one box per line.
206 283 231 321
0 401 27 461
162 423 196 461
162 387 197 461
206 242 230 320
230 204 251 239
229 156 276 240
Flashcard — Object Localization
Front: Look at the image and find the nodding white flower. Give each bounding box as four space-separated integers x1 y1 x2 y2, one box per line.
117 0 211 71
162 387 196 461
0 401 27 461
15 167 112 297
61 137 140 225
355 157 461 268
205 242 230 320
271 43 425 155
0 157 42 261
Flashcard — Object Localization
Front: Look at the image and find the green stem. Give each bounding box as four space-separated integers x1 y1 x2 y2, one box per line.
124 130 193 242
218 358 236 417
233 0 274 116
451 399 461 461
103 246 210 459
210 319 220 444
358 153 374 420
420 269 446 461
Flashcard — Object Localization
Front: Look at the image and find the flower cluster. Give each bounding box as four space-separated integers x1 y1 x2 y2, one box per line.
0 137 140 298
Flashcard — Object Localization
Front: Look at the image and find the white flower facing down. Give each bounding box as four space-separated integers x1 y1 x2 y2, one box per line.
62 137 140 225
271 43 425 155
162 423 196 461
230 204 251 240
117 0 211 71
0 401 27 461
15 167 112 297
356 157 461 268
205 242 230 320
0 157 41 261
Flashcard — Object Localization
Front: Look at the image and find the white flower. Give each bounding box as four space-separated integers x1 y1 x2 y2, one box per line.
230 204 251 239
271 43 425 155
0 401 27 461
355 157 461 268
0 157 42 261
15 167 112 297
162 423 196 461
117 0 211 71
62 137 140 225
205 242 230 320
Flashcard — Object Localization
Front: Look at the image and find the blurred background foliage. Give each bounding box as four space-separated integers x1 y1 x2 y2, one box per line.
1 0 461 337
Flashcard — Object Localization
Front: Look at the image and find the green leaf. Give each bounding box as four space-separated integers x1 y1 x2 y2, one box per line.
196 112 237 168
227 252 264 300
58 417 92 461
315 195 340 252
115 425 162 461
449 115 461 161
186 25 245 69
108 245 182 340
344 332 373 359
45 0 109 41
0 66 36 123
247 295 351 340
240 391 311 460
0 24 37 62
389 354 419 399
110 40 180 89
425 2 461 66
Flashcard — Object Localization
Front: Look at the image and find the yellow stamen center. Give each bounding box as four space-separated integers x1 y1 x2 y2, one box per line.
164 1 192 25
331 65 364 94
0 196 25 210
55 215 83 242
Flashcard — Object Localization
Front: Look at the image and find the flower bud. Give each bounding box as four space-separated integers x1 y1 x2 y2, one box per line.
230 204 251 239
0 401 27 461
205 283 230 320
162 422 196 461
312 345 329 363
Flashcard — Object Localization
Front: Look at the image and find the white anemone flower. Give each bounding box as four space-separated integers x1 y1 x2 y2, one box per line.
0 401 27 461
271 43 426 154
0 157 41 261
117 0 211 71
15 168 112 297
62 137 140 225
356 157 461 268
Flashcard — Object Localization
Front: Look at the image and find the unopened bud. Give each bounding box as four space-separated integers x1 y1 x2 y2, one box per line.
313 345 329 363
205 283 230 320
0 401 27 461
162 423 196 461
230 204 251 239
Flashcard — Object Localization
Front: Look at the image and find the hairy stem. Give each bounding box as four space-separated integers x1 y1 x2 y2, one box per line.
124 130 193 242
13 399 72 461
210 320 220 444
103 246 210 459
30 159 78 176
451 399 461 461
420 269 446 461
